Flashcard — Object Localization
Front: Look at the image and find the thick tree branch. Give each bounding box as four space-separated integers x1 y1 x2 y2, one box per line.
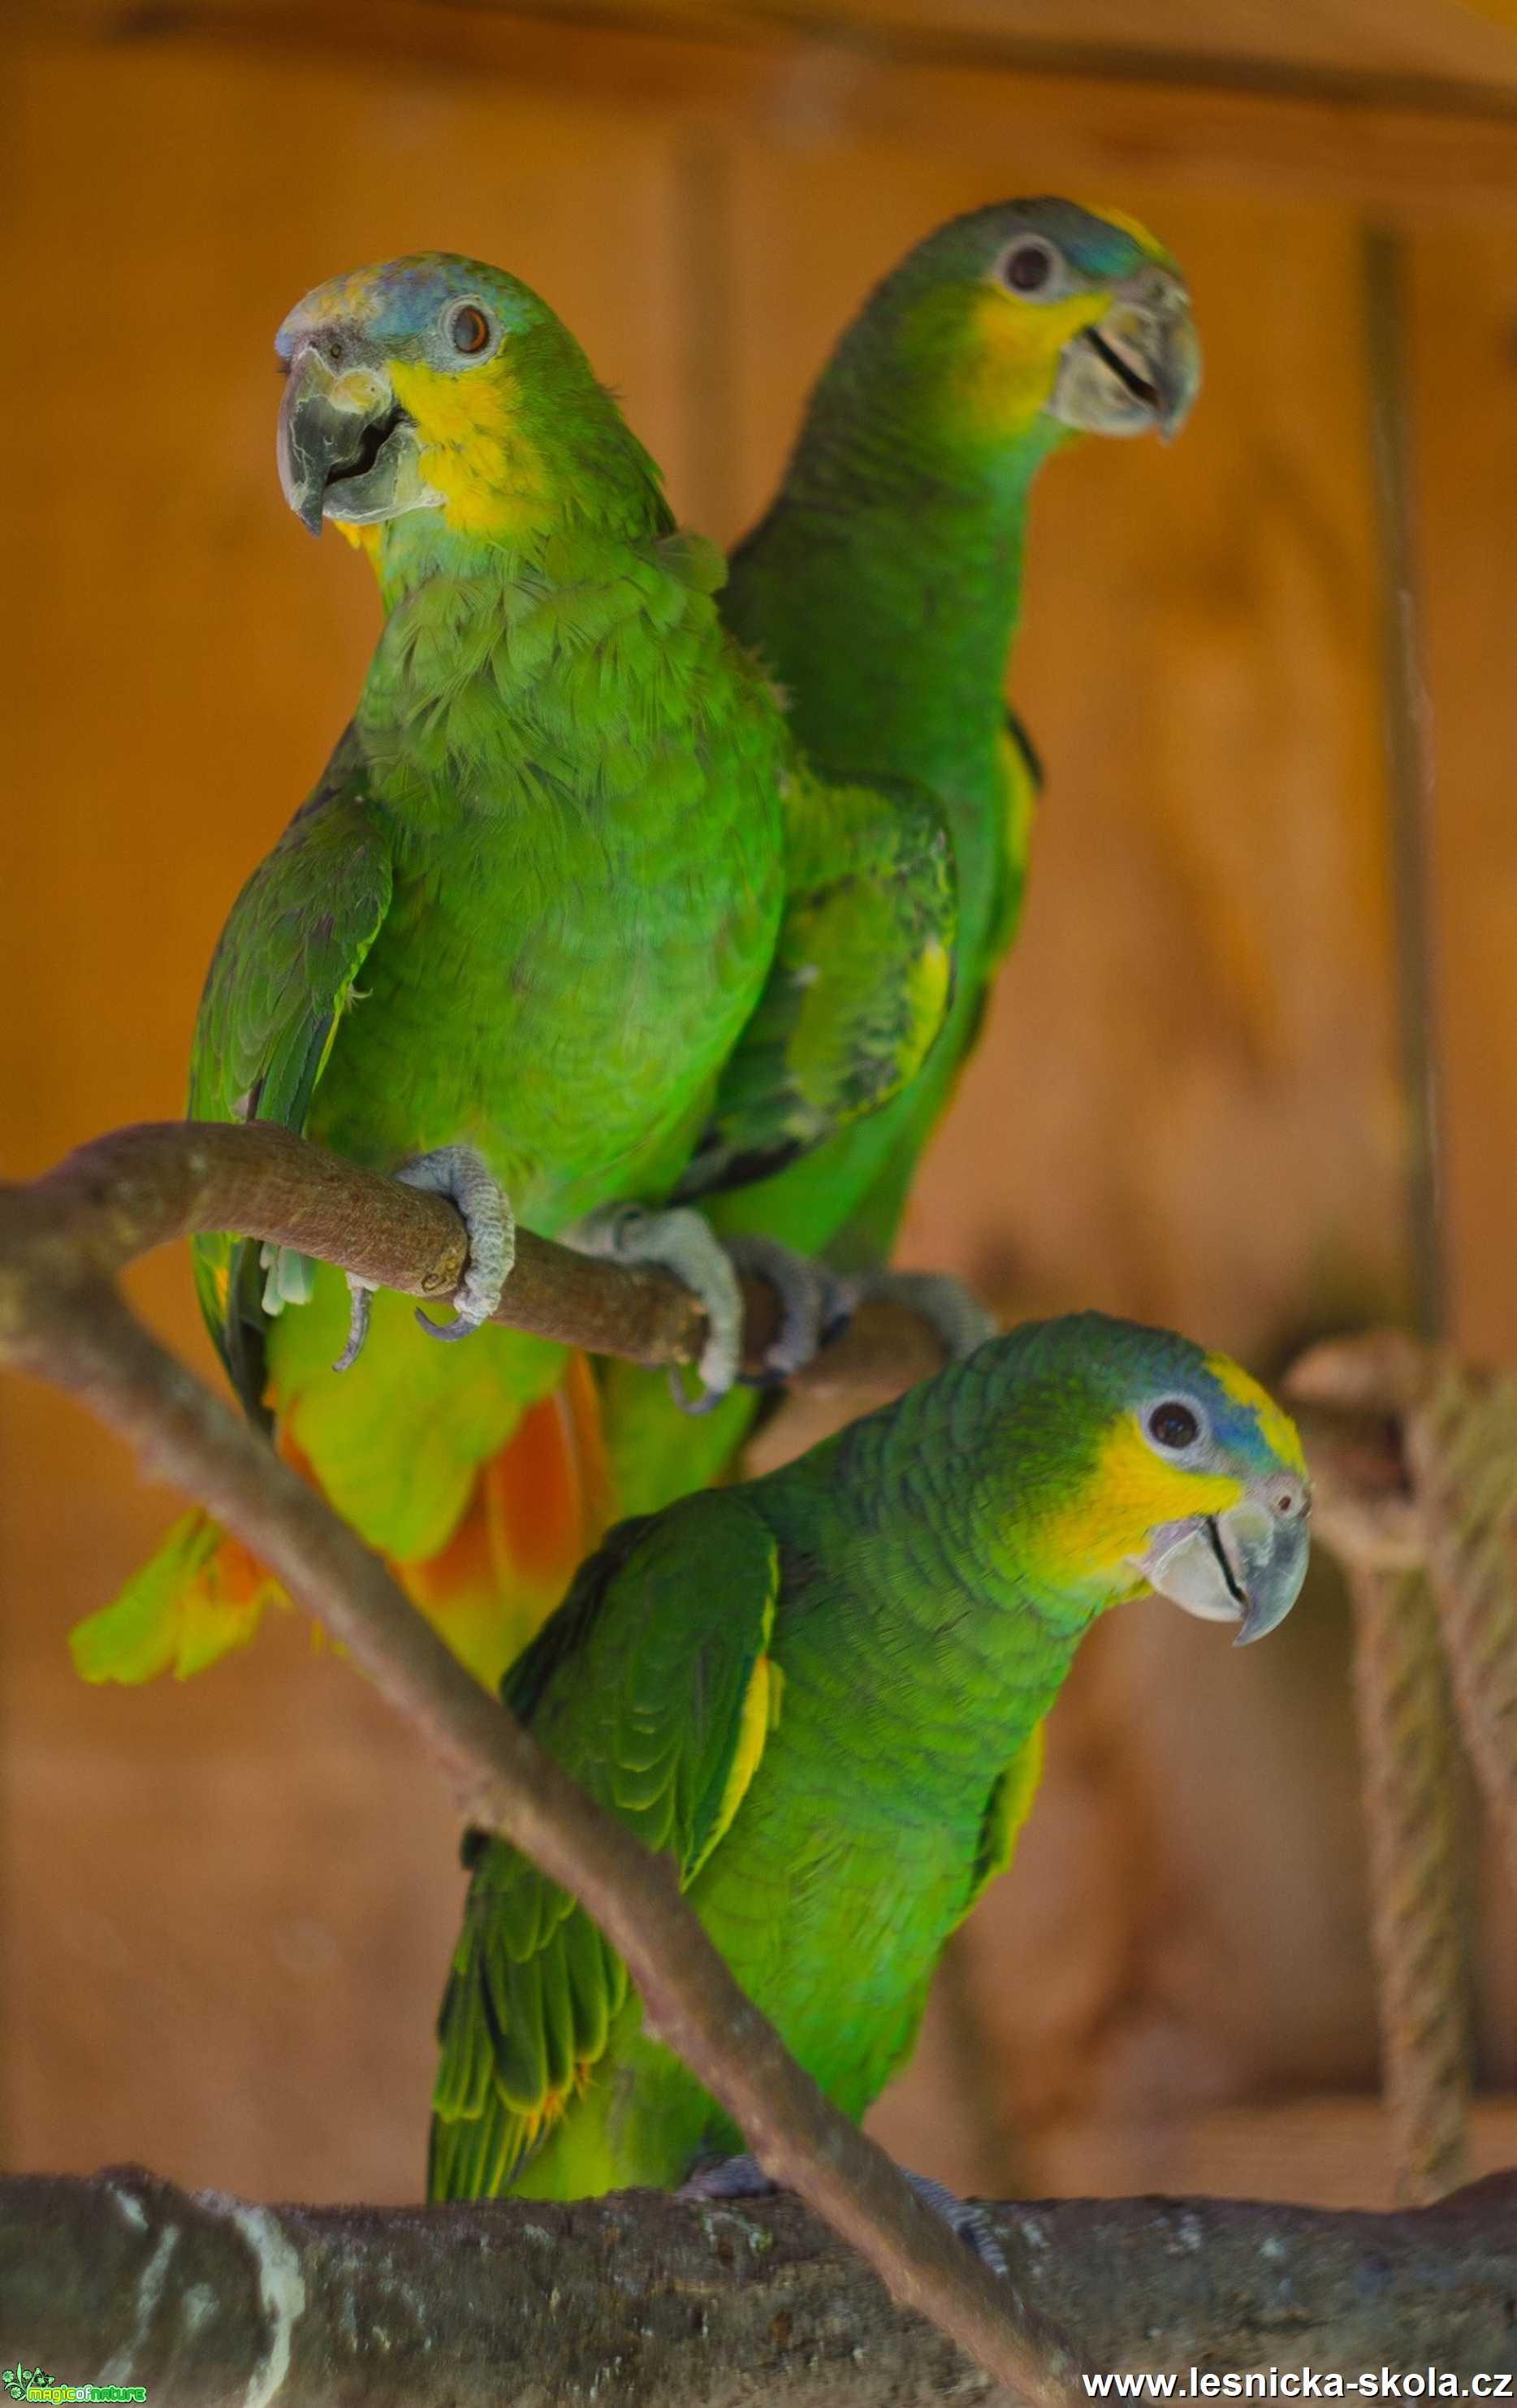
6 2168 1517 2407
6 1118 945 1391
0 1133 1065 2405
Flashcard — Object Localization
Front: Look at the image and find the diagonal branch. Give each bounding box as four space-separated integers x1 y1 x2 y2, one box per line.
0 1126 1069 2404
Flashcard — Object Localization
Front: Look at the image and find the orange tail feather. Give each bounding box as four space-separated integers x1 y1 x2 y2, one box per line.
74 1358 614 1692
400 1351 615 1692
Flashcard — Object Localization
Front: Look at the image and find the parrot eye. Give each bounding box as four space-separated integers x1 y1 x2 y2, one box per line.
1001 238 1056 296
1147 1399 1201 1451
447 303 493 357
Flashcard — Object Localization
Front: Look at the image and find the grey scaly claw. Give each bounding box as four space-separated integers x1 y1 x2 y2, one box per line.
333 1276 374 1373
332 1144 514 1371
398 1146 515 1341
677 2151 1007 2278
723 1236 851 1386
567 1203 743 1408
849 1268 998 1362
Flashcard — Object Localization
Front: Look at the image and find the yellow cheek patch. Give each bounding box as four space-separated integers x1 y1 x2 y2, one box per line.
388 355 548 541
952 285 1108 434
1205 1352 1307 1476
1032 1414 1244 1584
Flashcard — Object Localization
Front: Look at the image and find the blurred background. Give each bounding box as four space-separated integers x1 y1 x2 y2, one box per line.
5 0 1517 2212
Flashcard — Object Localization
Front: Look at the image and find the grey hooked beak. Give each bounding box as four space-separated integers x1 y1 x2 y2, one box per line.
276 341 423 536
1050 265 1200 443
1135 1485 1310 1647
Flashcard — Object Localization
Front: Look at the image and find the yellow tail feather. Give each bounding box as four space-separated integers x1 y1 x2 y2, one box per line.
70 1510 284 1684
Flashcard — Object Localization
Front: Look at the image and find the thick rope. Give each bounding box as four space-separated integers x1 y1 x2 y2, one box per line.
1343 1562 1470 2204
1283 1329 1517 2207
1408 1360 1517 1904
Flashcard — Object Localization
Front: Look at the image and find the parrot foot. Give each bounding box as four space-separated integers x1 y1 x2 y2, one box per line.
677 2152 1008 2280
332 1145 515 1372
841 1268 998 1363
401 1148 516 1342
723 1236 851 1385
565 1204 741 1412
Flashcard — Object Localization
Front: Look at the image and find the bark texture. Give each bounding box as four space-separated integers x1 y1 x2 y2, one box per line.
5 2169 1517 2408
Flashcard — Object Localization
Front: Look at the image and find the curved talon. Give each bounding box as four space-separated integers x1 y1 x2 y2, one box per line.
416 1306 486 1342
667 1362 731 1417
333 1276 374 1373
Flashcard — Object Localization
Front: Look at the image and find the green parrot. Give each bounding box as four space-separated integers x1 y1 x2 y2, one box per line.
430 1313 1308 2243
602 197 1201 1515
73 252 955 1693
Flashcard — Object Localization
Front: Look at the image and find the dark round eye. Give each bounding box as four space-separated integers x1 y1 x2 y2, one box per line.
448 303 491 356
1003 239 1054 294
1147 1399 1200 1450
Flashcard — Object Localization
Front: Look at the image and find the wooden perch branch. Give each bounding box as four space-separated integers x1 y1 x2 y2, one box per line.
7 2168 1517 2407
2 1118 947 1393
0 1125 1065 2405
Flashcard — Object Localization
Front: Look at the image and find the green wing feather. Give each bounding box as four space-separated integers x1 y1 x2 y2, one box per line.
187 728 393 1414
430 1489 780 2200
674 769 956 1203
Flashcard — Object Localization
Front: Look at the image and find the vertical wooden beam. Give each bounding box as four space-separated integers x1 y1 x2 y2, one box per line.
1406 222 1517 1365
1364 225 1446 1340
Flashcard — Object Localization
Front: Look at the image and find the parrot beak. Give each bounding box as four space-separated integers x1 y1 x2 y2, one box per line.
1049 265 1200 443
1133 1483 1310 1647
277 339 438 535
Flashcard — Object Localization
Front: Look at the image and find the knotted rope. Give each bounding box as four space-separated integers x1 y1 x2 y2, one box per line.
1288 1331 1517 2204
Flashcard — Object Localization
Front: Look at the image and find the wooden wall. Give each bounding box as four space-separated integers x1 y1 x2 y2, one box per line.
4 0 1515 2209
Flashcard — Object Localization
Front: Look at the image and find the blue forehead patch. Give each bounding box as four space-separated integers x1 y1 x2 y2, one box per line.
275 252 546 362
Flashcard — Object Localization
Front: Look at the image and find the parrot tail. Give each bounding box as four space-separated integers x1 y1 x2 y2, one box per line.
404 1351 616 1691
69 1352 616 1695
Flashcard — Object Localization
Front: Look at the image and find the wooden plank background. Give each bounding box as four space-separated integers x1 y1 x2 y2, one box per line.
3 1 1515 2208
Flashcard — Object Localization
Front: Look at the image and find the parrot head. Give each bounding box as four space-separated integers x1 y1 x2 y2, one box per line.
823 198 1199 469
999 1314 1309 1645
274 252 653 545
